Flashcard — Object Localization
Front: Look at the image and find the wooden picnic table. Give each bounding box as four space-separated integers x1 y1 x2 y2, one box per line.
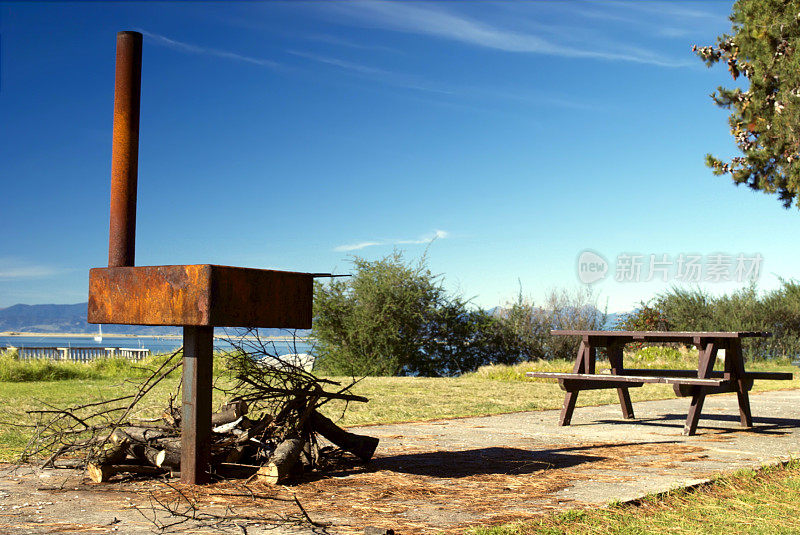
528 330 793 435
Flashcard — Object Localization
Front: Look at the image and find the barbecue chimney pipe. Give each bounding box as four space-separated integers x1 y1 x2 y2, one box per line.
108 31 142 268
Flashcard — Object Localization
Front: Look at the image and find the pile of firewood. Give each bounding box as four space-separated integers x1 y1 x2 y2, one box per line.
24 330 379 486
87 399 378 484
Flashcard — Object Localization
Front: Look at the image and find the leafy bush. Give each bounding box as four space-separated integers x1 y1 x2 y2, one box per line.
616 302 669 332
312 251 524 377
619 281 800 361
499 287 607 361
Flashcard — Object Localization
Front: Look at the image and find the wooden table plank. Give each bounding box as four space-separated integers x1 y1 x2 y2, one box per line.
527 372 725 386
551 330 771 339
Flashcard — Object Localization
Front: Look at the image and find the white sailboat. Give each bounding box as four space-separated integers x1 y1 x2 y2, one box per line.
94 324 103 343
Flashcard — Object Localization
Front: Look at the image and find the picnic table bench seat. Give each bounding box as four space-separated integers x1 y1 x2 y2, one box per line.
530 330 794 435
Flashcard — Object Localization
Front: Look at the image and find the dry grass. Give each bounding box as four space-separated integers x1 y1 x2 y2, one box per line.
470 459 800 534
120 440 711 535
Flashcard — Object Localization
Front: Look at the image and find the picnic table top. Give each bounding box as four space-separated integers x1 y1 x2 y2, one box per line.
551 330 771 339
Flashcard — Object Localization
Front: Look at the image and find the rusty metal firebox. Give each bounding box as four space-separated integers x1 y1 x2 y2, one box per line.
87 31 317 484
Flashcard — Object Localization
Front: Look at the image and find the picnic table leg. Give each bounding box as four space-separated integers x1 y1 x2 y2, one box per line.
559 341 588 426
559 392 579 426
728 340 753 427
684 340 717 436
608 342 634 419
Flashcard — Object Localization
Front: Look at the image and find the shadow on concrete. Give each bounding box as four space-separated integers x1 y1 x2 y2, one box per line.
592 413 800 435
360 442 671 479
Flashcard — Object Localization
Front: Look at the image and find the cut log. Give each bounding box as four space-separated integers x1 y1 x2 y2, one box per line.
112 428 181 453
212 416 243 434
299 439 315 470
129 443 180 469
87 463 166 483
214 463 260 479
212 400 249 427
114 426 172 443
110 428 133 446
257 437 305 485
130 442 226 470
155 448 181 469
91 439 129 466
52 458 85 469
162 406 181 427
127 442 163 467
161 401 248 429
152 437 182 452
224 444 246 464
310 411 379 462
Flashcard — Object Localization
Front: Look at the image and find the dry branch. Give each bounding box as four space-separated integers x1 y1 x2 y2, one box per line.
24 329 379 488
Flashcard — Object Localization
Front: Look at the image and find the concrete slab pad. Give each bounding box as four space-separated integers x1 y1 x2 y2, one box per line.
3 389 799 534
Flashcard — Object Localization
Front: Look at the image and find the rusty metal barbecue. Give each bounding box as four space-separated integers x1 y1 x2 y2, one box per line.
88 31 320 484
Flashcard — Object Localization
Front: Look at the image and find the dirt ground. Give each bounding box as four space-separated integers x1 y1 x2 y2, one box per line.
3 389 800 534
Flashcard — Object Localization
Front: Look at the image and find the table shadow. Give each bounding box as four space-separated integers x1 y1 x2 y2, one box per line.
591 413 800 435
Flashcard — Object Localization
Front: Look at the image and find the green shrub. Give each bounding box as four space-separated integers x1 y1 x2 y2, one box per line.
312 251 524 377
616 301 669 332
618 281 800 361
499 287 606 361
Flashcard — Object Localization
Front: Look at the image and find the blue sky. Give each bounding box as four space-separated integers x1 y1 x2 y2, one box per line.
2 1 799 313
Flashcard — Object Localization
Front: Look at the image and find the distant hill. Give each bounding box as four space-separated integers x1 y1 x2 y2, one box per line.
0 303 310 337
0 301 626 336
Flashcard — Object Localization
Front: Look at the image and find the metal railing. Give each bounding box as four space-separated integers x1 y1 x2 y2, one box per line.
1 346 151 362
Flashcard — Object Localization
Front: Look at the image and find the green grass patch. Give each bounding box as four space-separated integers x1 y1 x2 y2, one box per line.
0 349 227 382
468 459 800 534
0 348 796 461
0 376 182 460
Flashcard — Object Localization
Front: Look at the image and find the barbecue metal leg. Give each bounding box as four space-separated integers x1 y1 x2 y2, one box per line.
181 325 214 484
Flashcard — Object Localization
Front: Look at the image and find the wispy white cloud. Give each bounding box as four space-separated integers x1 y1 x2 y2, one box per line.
576 2 722 39
0 259 59 280
287 50 454 95
334 229 448 252
302 33 399 54
603 1 721 22
396 229 448 245
139 30 280 69
334 241 384 252
329 1 692 68
289 49 594 109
